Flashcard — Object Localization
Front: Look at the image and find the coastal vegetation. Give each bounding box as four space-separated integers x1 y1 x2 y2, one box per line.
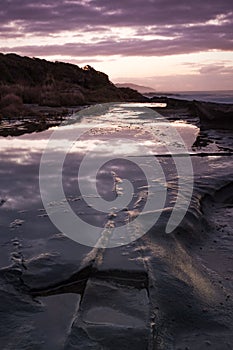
0 53 145 119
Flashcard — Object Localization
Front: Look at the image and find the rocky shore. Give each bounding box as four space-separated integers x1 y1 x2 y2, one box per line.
1 95 232 137
150 95 233 129
0 101 233 349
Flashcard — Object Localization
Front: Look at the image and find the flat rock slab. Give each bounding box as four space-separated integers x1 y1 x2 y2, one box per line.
65 278 150 350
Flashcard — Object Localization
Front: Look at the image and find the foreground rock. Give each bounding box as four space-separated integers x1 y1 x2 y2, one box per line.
0 118 61 137
65 279 150 350
1 98 233 349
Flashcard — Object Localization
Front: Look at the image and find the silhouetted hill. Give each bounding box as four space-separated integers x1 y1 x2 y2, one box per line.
0 53 146 118
115 83 156 94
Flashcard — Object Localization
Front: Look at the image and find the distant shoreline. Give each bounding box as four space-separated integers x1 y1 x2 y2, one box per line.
144 90 233 104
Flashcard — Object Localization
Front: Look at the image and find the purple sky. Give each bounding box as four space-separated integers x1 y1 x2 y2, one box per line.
1 0 233 90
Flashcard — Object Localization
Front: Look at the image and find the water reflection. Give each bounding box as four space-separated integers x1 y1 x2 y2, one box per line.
0 104 198 254
0 105 197 244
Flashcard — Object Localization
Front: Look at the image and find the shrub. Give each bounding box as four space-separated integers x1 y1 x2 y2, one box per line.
0 93 23 108
0 93 25 119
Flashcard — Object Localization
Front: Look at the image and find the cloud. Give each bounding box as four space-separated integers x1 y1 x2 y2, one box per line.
1 0 232 29
0 0 232 58
181 62 233 75
2 29 232 58
199 64 233 74
123 71 233 91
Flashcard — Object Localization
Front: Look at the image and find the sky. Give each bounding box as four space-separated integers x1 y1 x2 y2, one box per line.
0 0 233 91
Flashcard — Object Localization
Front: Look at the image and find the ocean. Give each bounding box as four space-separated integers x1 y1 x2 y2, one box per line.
147 90 233 104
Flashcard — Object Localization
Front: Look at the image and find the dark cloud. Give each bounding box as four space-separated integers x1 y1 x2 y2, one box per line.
199 64 233 75
0 0 232 57
2 29 232 58
1 0 232 30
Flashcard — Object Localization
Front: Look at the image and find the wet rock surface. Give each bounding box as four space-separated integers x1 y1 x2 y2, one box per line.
65 279 150 350
0 102 233 349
